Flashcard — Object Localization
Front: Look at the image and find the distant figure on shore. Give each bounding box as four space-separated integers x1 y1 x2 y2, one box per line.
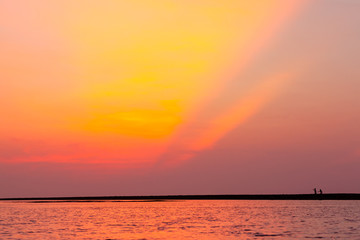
313 188 317 194
319 189 323 194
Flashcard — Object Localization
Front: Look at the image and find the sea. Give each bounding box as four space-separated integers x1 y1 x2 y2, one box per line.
0 200 359 239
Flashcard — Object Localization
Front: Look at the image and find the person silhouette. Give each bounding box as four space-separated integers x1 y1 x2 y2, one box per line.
319 189 323 194
313 188 317 194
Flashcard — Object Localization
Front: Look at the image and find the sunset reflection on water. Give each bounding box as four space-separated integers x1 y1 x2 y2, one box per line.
1 200 360 239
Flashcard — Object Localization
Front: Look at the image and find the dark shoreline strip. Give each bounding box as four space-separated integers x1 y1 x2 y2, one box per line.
1 193 360 201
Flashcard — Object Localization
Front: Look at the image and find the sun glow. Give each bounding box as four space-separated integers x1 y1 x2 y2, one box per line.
0 0 308 167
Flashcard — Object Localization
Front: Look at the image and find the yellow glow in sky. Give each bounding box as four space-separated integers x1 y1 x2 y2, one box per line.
0 0 307 166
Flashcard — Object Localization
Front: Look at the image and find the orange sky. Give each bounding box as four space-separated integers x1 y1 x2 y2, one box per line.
1 0 360 197
0 1 306 165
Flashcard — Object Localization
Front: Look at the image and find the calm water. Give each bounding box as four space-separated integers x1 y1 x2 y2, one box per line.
0 200 359 239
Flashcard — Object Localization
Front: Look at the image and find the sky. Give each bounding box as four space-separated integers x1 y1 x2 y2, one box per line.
1 0 360 197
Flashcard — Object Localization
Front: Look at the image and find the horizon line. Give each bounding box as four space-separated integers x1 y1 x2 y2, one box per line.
1 193 360 201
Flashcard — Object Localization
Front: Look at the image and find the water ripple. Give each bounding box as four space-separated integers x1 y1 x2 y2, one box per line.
0 200 359 239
